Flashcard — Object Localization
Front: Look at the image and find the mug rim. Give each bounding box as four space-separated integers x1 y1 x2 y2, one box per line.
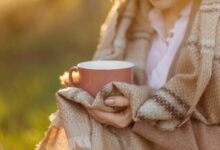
77 60 134 70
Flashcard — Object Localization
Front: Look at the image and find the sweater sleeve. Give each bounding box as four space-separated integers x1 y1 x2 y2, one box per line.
132 119 220 150
135 42 205 130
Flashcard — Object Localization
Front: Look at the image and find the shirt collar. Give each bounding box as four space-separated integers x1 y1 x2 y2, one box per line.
149 3 193 39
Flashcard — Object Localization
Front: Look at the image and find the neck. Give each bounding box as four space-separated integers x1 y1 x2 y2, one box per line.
162 0 193 36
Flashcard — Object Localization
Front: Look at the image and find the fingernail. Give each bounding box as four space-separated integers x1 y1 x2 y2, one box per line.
105 99 114 105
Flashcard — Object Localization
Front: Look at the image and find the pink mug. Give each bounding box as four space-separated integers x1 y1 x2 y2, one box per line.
69 60 134 97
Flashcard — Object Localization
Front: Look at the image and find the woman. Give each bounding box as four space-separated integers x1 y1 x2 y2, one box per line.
37 0 220 149
86 0 195 128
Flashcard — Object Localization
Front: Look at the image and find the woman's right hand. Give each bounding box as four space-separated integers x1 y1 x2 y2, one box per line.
83 96 133 128
59 72 70 87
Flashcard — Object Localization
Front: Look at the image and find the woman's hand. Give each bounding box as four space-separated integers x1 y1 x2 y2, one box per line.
84 96 133 128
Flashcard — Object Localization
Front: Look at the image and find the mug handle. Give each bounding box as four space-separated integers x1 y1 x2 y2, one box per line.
69 66 80 87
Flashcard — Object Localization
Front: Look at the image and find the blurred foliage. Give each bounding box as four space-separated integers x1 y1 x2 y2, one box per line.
0 0 111 149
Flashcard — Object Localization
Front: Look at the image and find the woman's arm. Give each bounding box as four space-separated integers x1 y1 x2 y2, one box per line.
132 118 220 150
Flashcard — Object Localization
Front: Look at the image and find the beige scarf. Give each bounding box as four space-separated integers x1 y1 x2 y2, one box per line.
36 0 220 149
94 0 220 129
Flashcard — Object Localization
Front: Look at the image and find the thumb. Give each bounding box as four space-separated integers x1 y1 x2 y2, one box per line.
105 96 130 107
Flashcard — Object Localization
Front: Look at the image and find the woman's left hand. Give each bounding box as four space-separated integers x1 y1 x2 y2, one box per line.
84 96 133 128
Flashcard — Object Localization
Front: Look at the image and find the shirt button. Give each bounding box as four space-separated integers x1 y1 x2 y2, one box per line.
169 32 174 38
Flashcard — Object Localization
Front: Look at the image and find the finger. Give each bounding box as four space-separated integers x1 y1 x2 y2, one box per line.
91 108 132 128
121 107 132 117
105 96 130 107
84 107 132 128
85 108 106 124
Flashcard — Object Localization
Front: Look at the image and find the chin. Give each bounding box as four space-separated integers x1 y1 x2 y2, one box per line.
149 0 173 10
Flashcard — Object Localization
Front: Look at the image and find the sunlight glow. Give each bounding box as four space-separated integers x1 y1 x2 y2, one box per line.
72 71 80 83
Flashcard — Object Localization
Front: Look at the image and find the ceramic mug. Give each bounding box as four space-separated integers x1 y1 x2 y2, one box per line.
69 60 134 97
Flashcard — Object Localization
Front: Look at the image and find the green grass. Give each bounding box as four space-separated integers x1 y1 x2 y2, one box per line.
0 52 93 149
0 47 94 150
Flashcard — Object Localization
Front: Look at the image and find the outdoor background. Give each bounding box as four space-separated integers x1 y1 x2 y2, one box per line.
0 0 111 149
